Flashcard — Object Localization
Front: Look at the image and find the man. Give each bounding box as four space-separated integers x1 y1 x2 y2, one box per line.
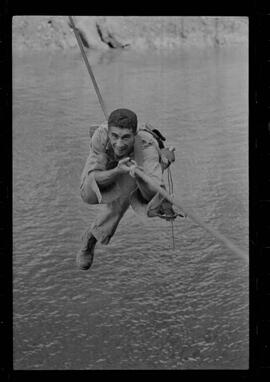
77 108 180 270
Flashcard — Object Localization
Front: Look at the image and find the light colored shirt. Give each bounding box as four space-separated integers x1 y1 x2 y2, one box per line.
80 122 164 207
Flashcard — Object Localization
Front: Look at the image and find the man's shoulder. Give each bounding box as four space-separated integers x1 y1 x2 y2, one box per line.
89 122 108 137
90 122 108 151
138 127 152 140
137 126 159 146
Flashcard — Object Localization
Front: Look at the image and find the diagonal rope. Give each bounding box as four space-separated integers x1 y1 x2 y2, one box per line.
134 166 248 263
68 16 109 120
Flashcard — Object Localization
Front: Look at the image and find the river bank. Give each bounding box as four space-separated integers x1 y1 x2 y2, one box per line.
12 16 248 53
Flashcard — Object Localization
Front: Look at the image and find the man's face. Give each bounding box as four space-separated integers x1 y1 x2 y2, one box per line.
108 125 136 159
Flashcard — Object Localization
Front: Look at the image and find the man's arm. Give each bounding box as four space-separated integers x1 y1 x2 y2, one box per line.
134 133 163 201
135 175 157 201
93 157 132 187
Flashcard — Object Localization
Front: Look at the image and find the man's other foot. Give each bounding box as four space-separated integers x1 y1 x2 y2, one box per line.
148 200 186 221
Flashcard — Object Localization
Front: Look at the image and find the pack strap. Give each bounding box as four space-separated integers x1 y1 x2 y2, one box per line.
142 123 166 149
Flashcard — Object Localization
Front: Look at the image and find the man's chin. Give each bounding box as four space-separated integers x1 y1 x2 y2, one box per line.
115 151 128 159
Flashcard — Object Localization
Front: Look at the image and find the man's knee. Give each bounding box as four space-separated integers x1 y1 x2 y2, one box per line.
80 187 99 204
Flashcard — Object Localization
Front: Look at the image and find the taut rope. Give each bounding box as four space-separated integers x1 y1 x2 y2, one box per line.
68 16 109 120
134 167 248 263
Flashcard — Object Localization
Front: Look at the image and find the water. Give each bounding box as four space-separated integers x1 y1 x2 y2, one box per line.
13 45 248 369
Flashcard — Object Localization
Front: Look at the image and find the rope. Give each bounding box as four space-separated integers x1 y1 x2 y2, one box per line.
134 167 248 263
167 167 176 250
68 16 109 120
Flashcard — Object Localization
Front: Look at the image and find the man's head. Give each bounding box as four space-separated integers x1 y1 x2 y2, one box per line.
108 108 137 159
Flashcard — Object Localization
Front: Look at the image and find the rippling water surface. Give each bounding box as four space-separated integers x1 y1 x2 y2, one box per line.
13 45 248 369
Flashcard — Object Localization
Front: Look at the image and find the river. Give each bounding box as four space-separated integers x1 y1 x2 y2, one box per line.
13 45 248 369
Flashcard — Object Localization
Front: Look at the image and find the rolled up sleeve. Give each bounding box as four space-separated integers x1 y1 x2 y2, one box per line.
129 130 165 217
134 130 164 194
80 126 121 204
80 127 107 188
141 144 163 186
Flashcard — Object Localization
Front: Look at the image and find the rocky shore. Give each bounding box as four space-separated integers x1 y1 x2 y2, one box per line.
12 16 248 52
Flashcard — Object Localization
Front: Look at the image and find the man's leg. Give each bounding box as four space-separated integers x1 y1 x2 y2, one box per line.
91 196 131 245
76 230 97 270
77 197 130 270
77 173 136 270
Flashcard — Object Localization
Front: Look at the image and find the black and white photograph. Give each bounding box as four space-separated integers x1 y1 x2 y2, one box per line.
12 16 249 370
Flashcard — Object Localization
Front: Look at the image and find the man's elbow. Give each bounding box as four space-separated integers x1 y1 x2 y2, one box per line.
80 187 99 204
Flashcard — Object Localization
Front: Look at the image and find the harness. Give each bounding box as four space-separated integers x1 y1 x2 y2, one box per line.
141 123 166 149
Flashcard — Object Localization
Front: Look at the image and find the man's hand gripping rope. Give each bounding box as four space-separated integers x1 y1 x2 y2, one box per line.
116 157 140 177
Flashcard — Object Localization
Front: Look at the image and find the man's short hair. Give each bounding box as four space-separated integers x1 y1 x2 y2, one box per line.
108 108 137 134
